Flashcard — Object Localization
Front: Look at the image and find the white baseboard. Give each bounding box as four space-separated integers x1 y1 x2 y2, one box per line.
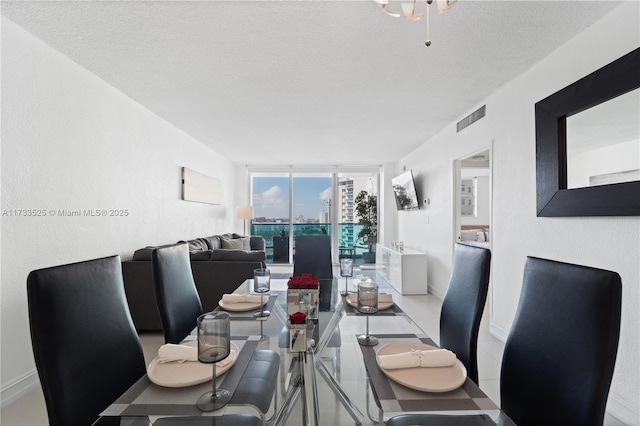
427 285 445 301
607 392 640 425
0 368 40 409
489 321 510 342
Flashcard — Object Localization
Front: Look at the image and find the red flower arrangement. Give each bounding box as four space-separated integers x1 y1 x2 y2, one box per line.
289 312 307 324
287 273 320 289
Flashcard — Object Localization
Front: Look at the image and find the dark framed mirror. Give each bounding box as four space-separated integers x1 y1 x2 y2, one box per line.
535 47 640 217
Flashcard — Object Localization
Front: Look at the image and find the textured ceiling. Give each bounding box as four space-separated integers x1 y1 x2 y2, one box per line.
1 1 623 166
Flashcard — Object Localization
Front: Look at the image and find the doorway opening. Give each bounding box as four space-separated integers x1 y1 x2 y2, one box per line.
454 149 491 248
453 146 493 321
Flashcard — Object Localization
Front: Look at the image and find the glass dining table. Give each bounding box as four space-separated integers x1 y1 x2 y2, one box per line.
95 276 515 425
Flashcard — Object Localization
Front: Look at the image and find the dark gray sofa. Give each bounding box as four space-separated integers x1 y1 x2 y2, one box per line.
122 233 266 331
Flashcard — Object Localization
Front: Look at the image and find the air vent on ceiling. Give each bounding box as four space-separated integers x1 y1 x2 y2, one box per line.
457 105 486 133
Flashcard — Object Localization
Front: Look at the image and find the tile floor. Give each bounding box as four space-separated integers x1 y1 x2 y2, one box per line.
0 265 628 425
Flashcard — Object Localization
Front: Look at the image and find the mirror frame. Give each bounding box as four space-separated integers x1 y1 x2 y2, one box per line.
535 47 640 217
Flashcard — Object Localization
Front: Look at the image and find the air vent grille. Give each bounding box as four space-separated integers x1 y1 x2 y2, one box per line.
457 105 486 132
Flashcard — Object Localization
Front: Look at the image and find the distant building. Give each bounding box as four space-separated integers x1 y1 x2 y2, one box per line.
338 179 354 224
338 179 355 246
337 177 374 247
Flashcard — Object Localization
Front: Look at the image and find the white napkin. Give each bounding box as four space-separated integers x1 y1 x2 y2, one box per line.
157 344 198 363
378 348 456 370
221 294 263 304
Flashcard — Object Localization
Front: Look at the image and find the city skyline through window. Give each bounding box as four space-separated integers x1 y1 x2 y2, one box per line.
249 168 379 264
253 176 332 223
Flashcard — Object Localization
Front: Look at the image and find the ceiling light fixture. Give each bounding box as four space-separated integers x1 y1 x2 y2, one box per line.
374 0 457 46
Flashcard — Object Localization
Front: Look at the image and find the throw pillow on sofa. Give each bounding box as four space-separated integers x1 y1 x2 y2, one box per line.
204 236 222 250
221 238 245 250
185 238 209 253
239 237 251 250
231 234 253 250
220 232 253 251
178 238 214 260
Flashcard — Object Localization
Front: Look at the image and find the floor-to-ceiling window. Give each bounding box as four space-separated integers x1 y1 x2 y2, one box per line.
249 167 380 265
251 173 290 263
292 173 333 262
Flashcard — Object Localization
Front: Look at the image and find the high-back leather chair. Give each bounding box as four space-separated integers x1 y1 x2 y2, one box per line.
439 243 491 384
386 256 622 426
27 255 146 426
152 243 203 344
499 256 622 426
293 235 333 279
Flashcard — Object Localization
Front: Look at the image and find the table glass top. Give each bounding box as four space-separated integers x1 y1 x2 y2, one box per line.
96 273 511 425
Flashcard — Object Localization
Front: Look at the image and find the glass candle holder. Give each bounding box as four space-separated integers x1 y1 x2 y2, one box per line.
196 312 231 411
357 282 379 346
339 258 354 296
253 268 271 317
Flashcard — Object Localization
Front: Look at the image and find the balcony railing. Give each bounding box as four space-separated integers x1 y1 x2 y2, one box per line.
250 223 376 264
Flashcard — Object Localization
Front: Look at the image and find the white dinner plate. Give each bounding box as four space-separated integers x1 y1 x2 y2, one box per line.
346 293 394 311
218 298 267 312
147 341 239 388
375 342 467 392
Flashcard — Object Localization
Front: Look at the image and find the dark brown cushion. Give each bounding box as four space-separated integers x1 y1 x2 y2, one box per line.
183 238 209 253
204 236 222 250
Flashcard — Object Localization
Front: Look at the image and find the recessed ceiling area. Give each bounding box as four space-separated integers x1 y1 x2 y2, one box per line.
1 1 623 166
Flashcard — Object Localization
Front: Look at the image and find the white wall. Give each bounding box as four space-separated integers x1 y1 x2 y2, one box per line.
378 162 399 245
395 3 640 423
0 17 238 405
568 139 640 188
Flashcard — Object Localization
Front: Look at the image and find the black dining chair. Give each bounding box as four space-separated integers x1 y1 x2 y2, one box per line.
293 235 333 279
499 256 622 426
229 349 281 418
439 243 491 384
272 235 289 263
27 255 146 426
387 256 622 426
152 242 203 344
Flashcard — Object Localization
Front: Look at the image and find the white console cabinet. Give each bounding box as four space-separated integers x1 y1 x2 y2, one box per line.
374 244 428 295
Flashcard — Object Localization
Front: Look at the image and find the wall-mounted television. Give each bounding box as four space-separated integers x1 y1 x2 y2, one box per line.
391 170 420 211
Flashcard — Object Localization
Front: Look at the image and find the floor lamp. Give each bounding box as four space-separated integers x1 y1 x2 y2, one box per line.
236 206 253 235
